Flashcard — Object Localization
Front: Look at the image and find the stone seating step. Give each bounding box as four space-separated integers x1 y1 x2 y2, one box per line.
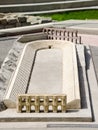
0 0 97 13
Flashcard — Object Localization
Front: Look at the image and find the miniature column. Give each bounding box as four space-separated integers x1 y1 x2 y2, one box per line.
44 96 49 113
17 96 22 113
71 32 74 42
67 31 69 41
26 96 31 113
61 96 66 112
35 96 40 112
75 31 78 44
53 96 57 112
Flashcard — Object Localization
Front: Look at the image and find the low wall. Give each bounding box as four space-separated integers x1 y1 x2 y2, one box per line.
0 0 70 4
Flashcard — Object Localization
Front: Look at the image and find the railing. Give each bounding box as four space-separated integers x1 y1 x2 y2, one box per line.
43 27 81 44
17 94 67 113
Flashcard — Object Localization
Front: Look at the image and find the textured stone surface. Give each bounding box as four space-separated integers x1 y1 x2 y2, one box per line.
0 101 7 111
0 42 25 84
0 13 52 29
18 16 27 23
7 18 17 25
0 18 7 25
0 40 25 110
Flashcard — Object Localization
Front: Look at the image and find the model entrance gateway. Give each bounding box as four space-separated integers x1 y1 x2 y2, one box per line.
4 40 80 111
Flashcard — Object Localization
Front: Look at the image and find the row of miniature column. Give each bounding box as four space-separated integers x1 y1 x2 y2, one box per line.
17 95 67 113
43 28 81 44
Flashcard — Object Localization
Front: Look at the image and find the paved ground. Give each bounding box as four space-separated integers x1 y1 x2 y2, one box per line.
56 20 98 28
90 46 98 82
80 34 98 46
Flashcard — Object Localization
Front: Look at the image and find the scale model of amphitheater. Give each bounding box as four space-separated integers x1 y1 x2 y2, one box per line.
4 40 80 112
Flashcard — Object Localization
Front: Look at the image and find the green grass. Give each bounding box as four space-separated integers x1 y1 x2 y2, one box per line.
40 10 98 21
